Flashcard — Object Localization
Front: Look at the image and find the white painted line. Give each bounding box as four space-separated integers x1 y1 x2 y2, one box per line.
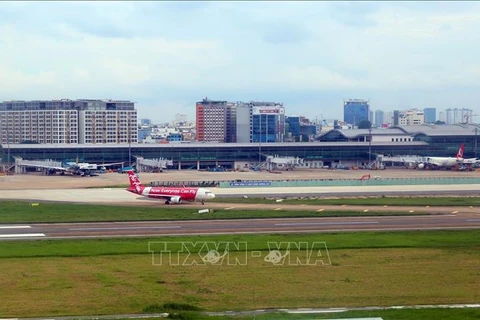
451 211 458 214
0 226 31 229
317 209 324 212
274 208 282 211
363 209 369 212
224 207 236 210
275 221 379 226
0 233 45 238
69 226 182 231
409 210 415 213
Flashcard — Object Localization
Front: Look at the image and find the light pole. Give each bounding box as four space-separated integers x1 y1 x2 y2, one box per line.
128 113 131 166
258 114 262 164
475 128 478 159
368 127 372 166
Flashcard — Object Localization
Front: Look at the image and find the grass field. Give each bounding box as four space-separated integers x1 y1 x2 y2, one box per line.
239 308 480 319
213 195 480 206
0 231 478 317
0 200 429 224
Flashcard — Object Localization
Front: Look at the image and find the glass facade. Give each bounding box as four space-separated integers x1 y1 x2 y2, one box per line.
252 114 279 143
344 99 369 127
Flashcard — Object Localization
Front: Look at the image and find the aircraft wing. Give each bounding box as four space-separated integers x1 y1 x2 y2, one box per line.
21 164 67 171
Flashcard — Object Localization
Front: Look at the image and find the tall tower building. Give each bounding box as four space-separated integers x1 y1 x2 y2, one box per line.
423 108 436 123
445 108 453 124
195 98 236 142
374 110 384 127
343 99 369 127
250 102 285 143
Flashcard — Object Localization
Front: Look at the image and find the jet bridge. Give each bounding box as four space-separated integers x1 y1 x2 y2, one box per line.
13 157 63 174
262 154 304 171
135 156 174 172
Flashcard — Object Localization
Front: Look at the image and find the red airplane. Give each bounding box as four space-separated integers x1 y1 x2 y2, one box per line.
126 170 216 205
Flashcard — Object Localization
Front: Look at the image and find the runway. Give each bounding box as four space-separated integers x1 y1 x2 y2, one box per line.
0 183 480 205
1 214 480 240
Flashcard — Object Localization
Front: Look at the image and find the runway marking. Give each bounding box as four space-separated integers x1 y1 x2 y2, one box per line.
69 226 182 231
0 226 31 229
317 209 324 212
409 210 415 213
224 207 236 210
275 221 379 226
451 211 458 214
0 233 45 238
363 209 369 212
274 208 282 211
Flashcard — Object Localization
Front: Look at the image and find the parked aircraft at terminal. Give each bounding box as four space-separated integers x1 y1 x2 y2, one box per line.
29 161 124 176
419 144 478 169
126 170 216 204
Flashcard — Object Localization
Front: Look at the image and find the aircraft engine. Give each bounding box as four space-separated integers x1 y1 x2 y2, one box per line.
418 163 425 169
170 196 182 204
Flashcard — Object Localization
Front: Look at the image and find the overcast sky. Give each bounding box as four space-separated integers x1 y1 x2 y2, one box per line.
1 1 480 123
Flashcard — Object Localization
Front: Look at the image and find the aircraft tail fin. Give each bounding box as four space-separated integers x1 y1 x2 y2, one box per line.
456 144 465 159
127 170 145 194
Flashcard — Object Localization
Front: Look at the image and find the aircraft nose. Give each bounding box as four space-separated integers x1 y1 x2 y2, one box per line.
208 193 216 199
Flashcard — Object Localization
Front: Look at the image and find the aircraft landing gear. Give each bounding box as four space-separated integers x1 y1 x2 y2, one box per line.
201 200 205 205
165 200 170 205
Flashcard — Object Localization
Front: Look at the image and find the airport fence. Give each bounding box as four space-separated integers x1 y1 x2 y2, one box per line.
218 177 480 188
150 177 480 188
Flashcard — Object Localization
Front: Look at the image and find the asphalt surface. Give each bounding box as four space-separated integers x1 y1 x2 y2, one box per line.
1 214 480 240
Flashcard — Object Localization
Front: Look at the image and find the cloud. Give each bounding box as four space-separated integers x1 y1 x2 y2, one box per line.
1 1 480 123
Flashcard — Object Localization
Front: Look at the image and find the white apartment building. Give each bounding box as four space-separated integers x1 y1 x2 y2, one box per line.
398 109 425 125
0 109 78 144
78 110 137 144
0 99 137 145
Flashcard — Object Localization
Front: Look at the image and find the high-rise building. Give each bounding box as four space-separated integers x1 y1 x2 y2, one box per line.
445 108 453 124
250 102 285 143
235 103 251 143
0 99 137 144
393 110 400 126
195 98 235 142
398 109 424 125
343 99 370 127
423 108 436 123
374 110 384 127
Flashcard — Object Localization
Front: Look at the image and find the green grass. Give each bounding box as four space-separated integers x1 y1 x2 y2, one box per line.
1 247 478 317
0 231 478 317
246 308 480 319
0 200 428 224
213 195 480 206
0 230 478 258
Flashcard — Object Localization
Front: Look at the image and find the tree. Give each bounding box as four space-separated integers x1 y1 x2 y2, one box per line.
358 120 372 129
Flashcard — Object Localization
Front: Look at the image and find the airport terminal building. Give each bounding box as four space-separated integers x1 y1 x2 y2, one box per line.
2 124 480 170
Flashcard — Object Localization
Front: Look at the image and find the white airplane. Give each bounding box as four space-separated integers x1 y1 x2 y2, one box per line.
419 144 478 169
24 161 123 176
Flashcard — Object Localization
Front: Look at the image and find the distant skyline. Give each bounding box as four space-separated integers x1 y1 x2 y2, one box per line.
1 1 480 123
